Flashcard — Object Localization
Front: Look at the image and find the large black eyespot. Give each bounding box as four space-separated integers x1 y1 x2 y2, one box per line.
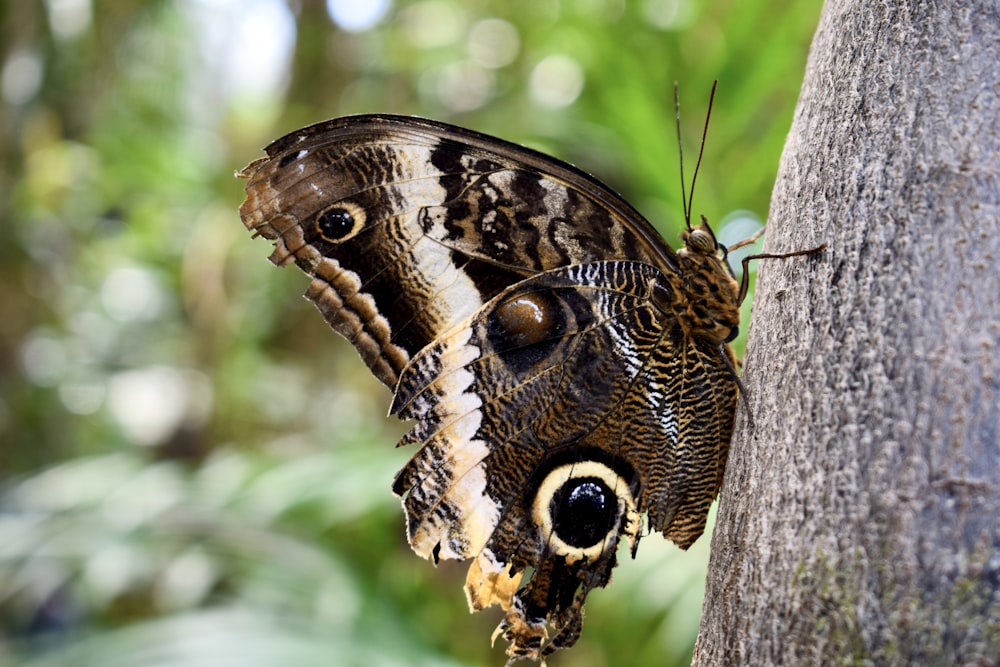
530 460 639 561
551 478 617 548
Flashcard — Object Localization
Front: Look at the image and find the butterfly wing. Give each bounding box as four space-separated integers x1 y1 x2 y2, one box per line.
388 260 737 658
238 115 738 660
239 114 678 388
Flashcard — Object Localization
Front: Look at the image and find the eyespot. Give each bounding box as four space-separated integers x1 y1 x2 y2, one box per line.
531 461 639 563
486 290 570 375
551 479 617 548
315 201 366 243
491 293 555 348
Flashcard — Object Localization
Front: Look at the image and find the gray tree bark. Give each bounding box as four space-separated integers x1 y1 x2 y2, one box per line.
693 1 1000 665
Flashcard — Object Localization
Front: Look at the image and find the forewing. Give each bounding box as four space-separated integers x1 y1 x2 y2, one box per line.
238 114 677 388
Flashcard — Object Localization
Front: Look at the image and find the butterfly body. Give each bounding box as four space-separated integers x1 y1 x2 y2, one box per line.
239 114 740 660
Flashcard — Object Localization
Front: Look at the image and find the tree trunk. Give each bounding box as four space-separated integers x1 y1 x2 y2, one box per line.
693 1 1000 665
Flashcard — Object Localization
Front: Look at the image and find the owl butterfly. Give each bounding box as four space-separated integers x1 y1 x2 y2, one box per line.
238 83 822 662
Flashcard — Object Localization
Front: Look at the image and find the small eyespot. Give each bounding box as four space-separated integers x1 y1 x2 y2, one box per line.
315 202 366 243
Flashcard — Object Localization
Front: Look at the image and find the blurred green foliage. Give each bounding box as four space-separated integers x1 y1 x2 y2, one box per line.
0 1 821 665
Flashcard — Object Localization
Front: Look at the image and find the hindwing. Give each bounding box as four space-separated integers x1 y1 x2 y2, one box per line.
388 261 736 657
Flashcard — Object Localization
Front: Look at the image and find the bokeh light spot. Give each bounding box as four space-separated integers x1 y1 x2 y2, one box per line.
718 210 765 277
435 61 494 112
107 367 212 447
101 266 165 322
21 332 69 387
400 0 466 49
467 18 520 69
1 49 43 106
326 0 391 32
45 0 93 40
642 0 694 30
529 54 584 109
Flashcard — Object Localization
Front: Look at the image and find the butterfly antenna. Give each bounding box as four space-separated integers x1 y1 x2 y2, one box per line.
688 80 717 230
674 82 690 228
675 80 718 231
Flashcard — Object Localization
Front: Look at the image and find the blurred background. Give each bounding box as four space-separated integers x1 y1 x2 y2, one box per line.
0 1 821 665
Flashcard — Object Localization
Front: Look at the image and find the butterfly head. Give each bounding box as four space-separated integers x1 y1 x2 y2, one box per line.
682 215 722 256
658 217 740 345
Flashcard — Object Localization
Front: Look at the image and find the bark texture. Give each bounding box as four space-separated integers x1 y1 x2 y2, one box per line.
693 1 1000 665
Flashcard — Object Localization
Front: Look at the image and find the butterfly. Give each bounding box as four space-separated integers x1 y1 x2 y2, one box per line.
237 83 822 662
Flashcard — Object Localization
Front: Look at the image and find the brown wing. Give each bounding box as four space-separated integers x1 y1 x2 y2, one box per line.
238 115 741 661
238 114 678 388
387 261 737 658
